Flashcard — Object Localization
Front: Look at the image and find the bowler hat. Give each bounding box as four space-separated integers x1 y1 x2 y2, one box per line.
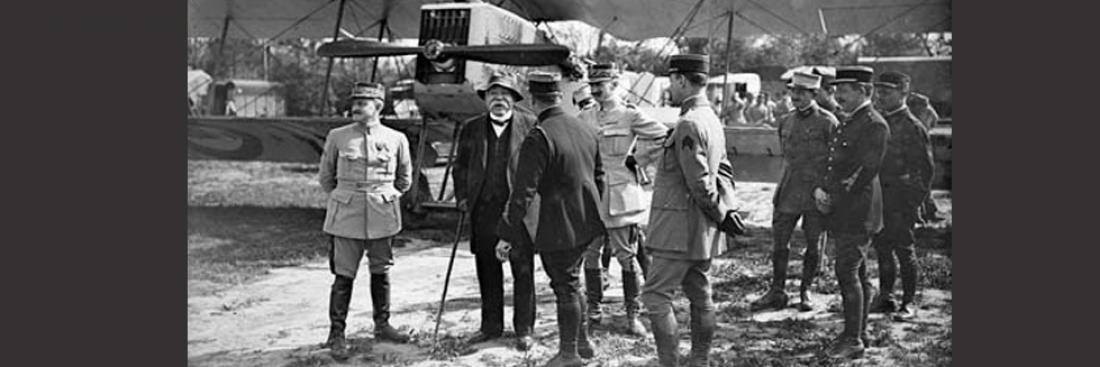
873 71 911 90
527 71 562 95
477 72 525 102
831 66 874 85
350 82 385 100
787 71 822 90
588 63 619 83
667 54 709 75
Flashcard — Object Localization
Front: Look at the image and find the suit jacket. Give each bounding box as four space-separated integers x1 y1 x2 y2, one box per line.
774 102 838 214
823 102 888 234
646 95 733 260
497 106 607 253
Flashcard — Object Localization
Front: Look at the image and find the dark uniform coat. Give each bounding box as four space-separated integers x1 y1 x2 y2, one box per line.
879 105 934 214
774 102 839 214
497 106 606 252
646 95 736 260
823 102 889 234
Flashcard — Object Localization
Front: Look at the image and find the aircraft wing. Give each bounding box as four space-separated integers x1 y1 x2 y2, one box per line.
516 0 951 40
188 0 426 40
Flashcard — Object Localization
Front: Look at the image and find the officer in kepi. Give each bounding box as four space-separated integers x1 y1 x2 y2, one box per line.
318 82 414 360
641 54 743 367
752 71 839 313
577 63 669 336
817 66 888 359
869 71 934 322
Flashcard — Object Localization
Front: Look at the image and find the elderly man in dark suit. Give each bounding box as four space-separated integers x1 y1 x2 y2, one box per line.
452 72 540 351
496 71 606 367
816 66 888 359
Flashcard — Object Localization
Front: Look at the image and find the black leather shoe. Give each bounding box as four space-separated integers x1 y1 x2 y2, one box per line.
466 331 501 344
516 334 534 351
328 335 351 361
827 337 865 359
751 288 789 311
870 295 897 314
893 303 917 321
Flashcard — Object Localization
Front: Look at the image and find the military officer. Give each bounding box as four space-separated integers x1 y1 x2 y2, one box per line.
496 71 606 367
869 71 934 321
812 66 843 114
576 63 670 335
816 66 888 359
452 72 539 350
641 54 742 367
905 91 944 223
752 72 839 312
318 82 414 360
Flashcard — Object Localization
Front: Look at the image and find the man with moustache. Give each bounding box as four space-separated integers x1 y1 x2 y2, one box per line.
452 72 539 350
816 66 888 359
752 72 839 312
496 71 606 367
318 82 414 360
812 67 843 114
577 63 669 336
641 54 742 367
869 71 934 321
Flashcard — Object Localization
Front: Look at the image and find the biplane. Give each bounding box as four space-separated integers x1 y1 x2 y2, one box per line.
187 0 952 211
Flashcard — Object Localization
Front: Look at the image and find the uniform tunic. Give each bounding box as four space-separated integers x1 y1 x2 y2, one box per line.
319 122 412 240
646 95 735 261
879 105 934 214
823 101 888 235
578 101 669 228
774 102 839 214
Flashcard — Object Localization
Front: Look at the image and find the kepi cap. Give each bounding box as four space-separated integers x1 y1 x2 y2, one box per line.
831 66 874 85
787 72 822 90
527 71 562 95
587 63 619 83
667 54 709 75
873 71 911 90
350 82 385 100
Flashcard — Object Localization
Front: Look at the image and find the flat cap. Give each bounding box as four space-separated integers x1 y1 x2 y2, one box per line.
350 82 385 100
527 71 562 94
667 54 709 75
873 71 911 90
587 63 619 83
831 66 874 85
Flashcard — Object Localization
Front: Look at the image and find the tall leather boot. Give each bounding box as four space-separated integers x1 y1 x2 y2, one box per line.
752 248 790 311
584 268 604 326
545 295 583 367
326 275 354 360
370 273 410 343
687 306 715 367
622 270 647 336
649 311 680 367
797 242 822 311
577 287 595 359
872 241 898 313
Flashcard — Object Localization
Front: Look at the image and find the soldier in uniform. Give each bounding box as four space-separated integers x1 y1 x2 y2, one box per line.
452 72 539 350
318 82 414 360
641 54 742 367
816 66 888 359
869 71 934 321
812 66 842 114
752 72 839 312
905 91 943 223
577 63 670 335
496 71 606 367
573 84 598 112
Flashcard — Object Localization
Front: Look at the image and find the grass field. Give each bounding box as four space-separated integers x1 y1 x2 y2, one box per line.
188 159 952 366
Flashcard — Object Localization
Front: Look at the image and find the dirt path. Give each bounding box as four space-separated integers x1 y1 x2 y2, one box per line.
188 182 952 367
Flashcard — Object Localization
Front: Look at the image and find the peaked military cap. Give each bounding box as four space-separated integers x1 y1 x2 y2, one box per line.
831 66 874 85
478 71 524 102
873 71 911 90
527 71 563 95
787 71 822 90
667 54 710 75
811 66 836 84
587 63 619 83
350 82 385 100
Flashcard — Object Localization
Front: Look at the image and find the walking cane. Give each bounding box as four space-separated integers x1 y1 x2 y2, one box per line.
433 210 466 343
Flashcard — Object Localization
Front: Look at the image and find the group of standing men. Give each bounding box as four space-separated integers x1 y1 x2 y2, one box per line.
754 65 935 359
313 53 934 365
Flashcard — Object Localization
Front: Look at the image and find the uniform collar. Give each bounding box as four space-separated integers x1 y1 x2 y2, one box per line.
679 95 709 115
883 104 909 117
537 106 565 121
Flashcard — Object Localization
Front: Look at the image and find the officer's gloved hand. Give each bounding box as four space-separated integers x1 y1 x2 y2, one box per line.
625 155 638 171
718 210 745 236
